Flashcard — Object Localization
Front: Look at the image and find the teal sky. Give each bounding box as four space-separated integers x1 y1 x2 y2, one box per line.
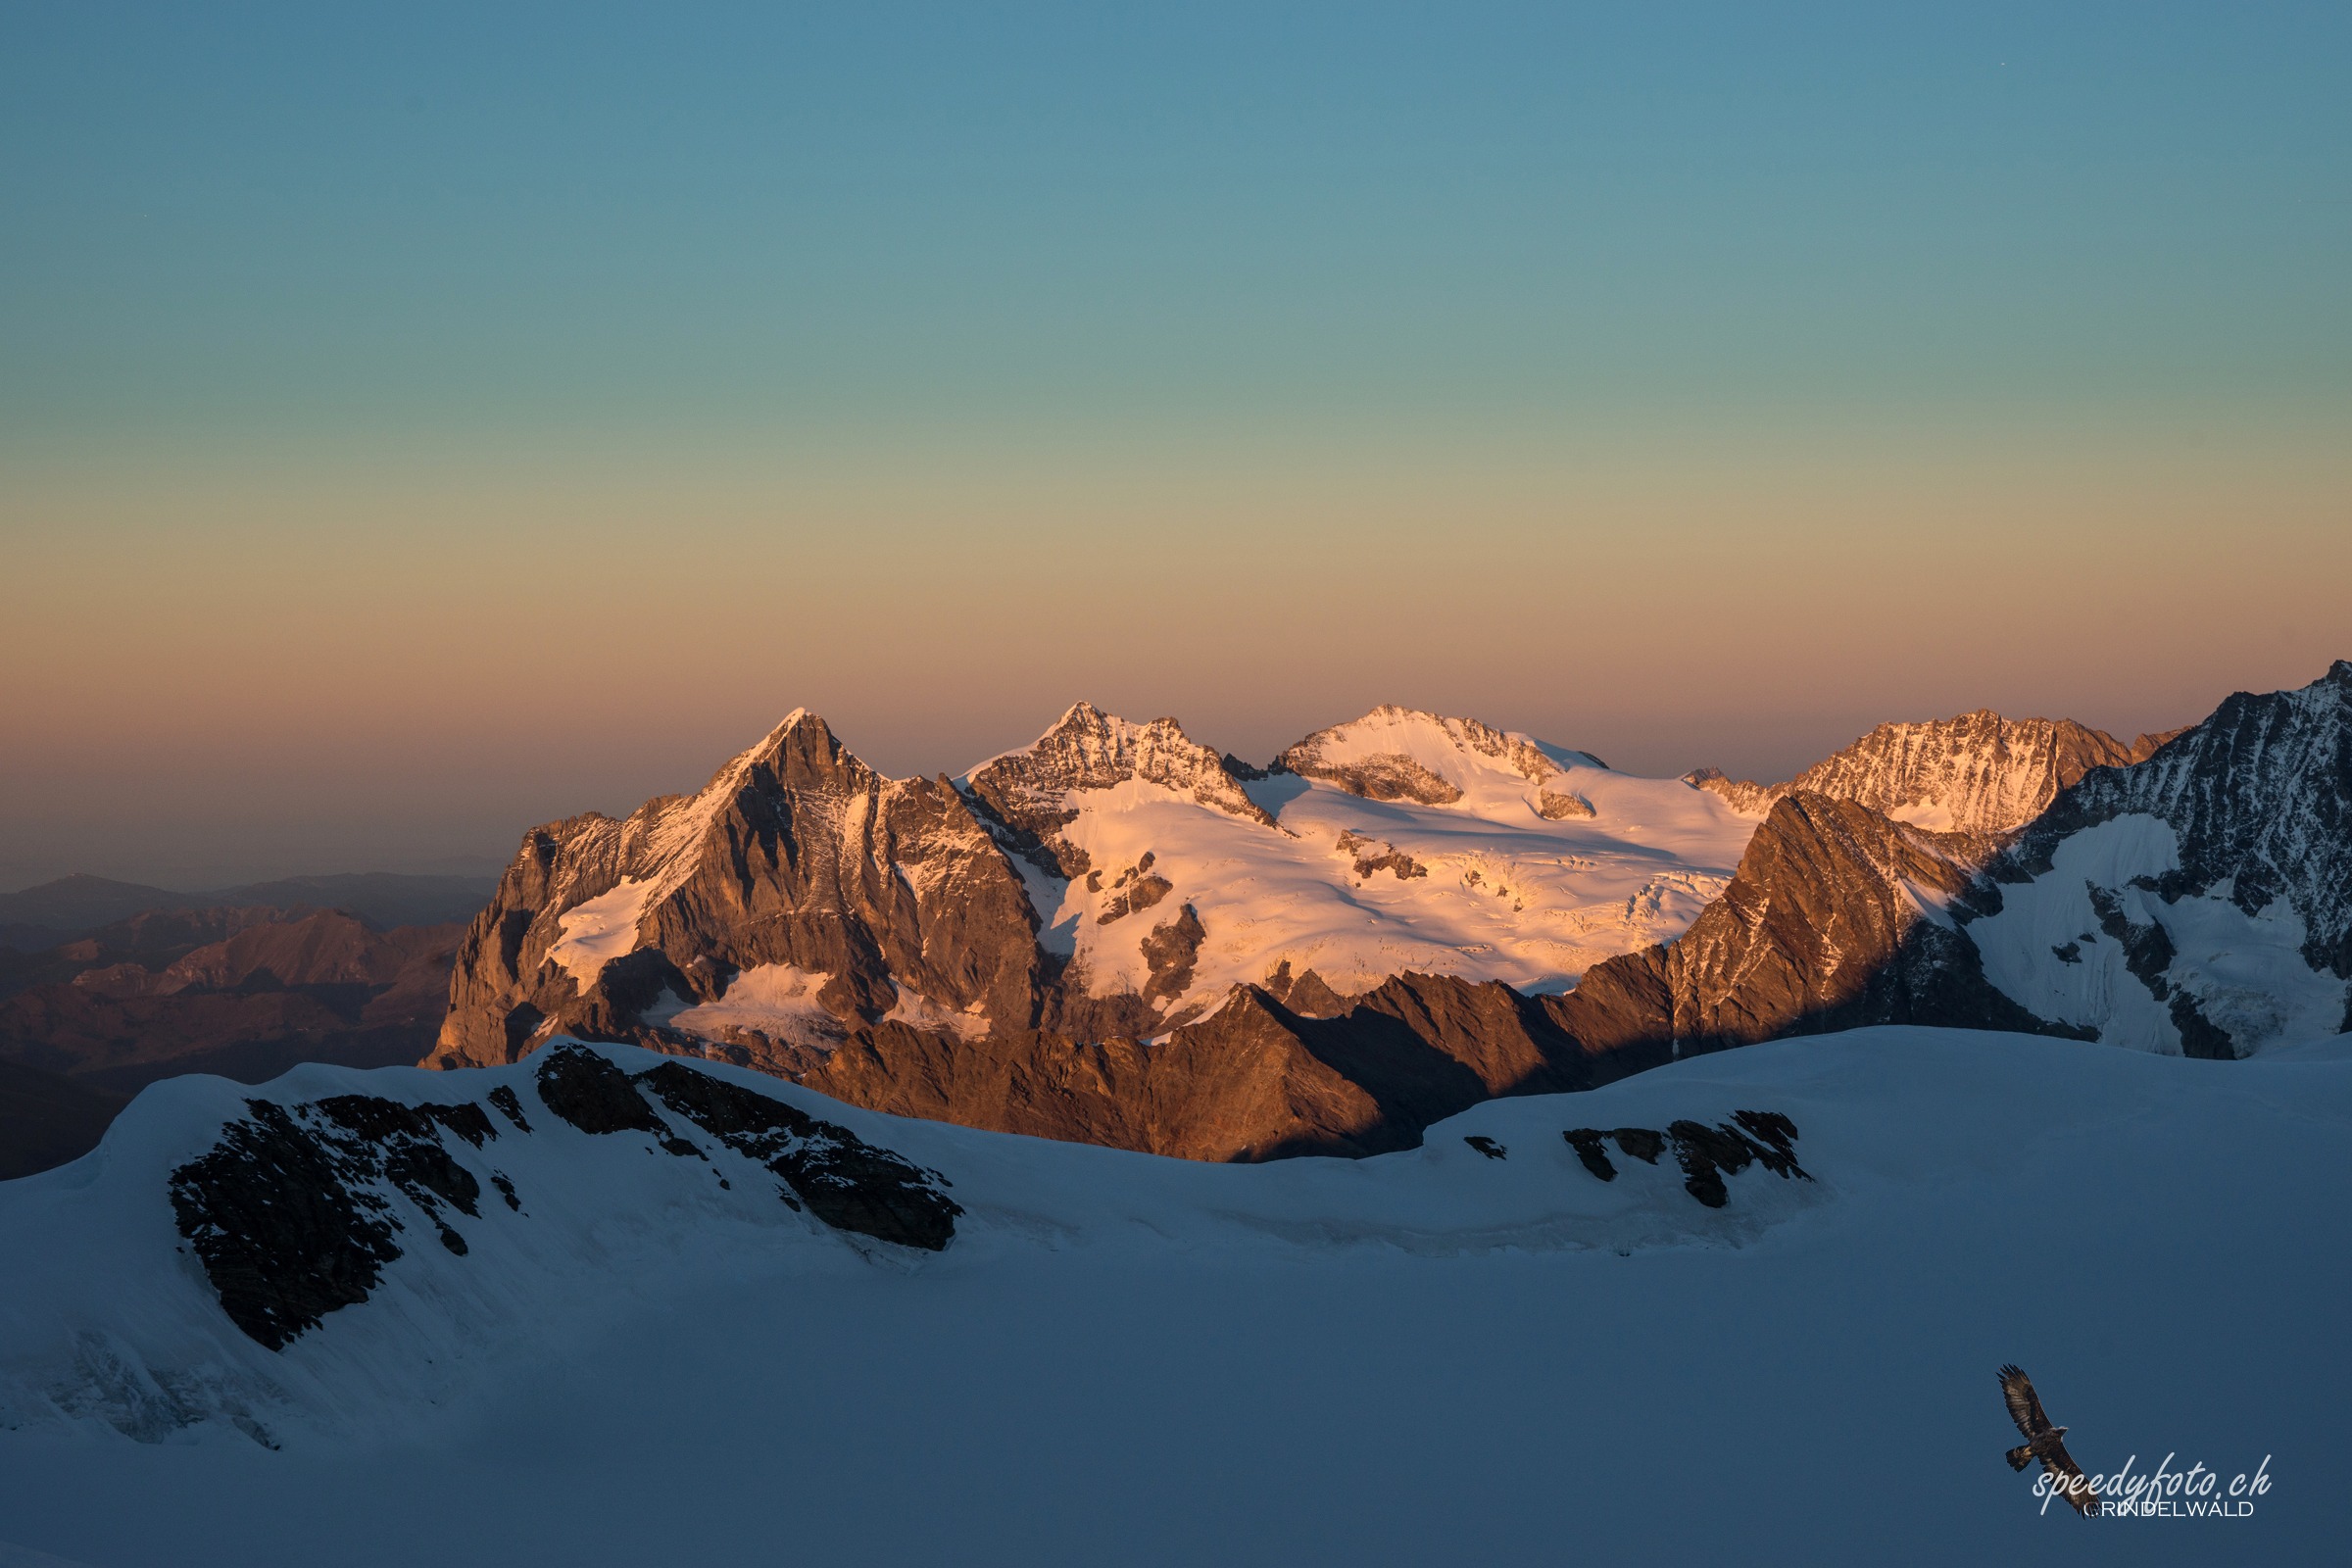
3 3 2349 886
7 3 2348 439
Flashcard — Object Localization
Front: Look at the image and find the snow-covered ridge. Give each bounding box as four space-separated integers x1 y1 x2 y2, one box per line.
0 1037 1843 1446
9 1028 2351 1485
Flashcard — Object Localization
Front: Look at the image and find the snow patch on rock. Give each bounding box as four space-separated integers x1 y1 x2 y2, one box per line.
547 879 658 986
664 964 847 1053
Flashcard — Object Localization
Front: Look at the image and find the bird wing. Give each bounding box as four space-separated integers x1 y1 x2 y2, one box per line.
1998 1364 2050 1437
2038 1440 2100 1516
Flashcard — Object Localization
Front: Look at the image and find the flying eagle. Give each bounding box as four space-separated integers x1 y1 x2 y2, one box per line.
1998 1364 2098 1515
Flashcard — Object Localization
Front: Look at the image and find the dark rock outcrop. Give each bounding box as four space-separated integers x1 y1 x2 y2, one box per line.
1563 1113 1808 1208
170 1101 426 1348
1140 905 1206 1004
1562 1129 1616 1181
637 1061 960 1250
169 1046 963 1350
1535 788 1595 820
1335 832 1428 881
534 1044 672 1137
1610 1127 1664 1164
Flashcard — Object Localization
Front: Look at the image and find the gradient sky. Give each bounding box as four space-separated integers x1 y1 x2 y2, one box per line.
4 2 2348 889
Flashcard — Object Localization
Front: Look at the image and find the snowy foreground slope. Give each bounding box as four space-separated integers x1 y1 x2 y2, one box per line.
4 1032 2347 1566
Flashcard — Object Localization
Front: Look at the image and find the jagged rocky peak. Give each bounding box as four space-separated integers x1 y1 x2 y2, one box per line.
431 709 1044 1073
961 703 1275 877
1275 706 1599 817
1551 790 2064 1065
1687 710 2171 838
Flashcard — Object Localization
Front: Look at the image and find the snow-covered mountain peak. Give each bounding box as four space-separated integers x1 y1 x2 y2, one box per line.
583 708 882 906
1275 706 1603 820
436 710 1045 1070
960 704 1276 862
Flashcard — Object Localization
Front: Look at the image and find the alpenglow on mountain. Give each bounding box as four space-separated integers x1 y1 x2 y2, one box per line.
420 665 2352 1160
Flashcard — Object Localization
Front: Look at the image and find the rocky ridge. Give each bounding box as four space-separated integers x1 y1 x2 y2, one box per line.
1547 793 2081 1064
1688 711 2179 835
167 1042 958 1375
432 701 1749 1083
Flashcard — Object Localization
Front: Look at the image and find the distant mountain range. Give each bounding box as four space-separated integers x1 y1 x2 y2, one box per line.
0 871 499 950
414 661 2351 1164
0 874 498 1175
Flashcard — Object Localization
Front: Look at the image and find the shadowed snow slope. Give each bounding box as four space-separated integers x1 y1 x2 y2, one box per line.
2 1029 2347 1566
1961 661 2352 1056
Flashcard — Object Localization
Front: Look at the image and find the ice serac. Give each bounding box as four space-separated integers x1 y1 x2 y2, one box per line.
1688 711 2170 836
430 711 1047 1070
1548 793 2071 1064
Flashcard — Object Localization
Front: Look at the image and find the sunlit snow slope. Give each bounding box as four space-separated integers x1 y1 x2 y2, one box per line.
982 705 1753 1012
